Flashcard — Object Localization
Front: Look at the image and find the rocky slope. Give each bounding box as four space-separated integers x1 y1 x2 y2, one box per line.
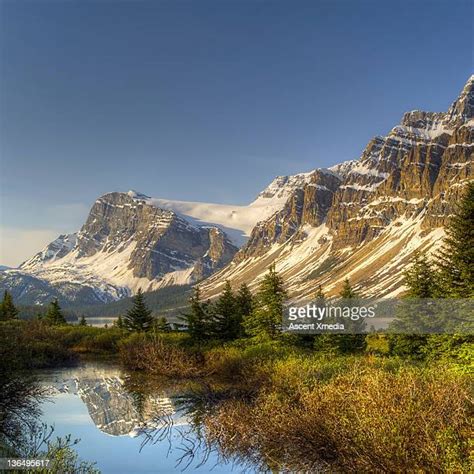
201 75 473 300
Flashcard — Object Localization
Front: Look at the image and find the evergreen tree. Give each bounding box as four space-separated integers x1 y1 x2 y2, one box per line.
45 299 67 325
299 285 326 348
314 284 325 303
314 279 366 353
114 315 125 329
236 283 253 319
180 287 213 341
79 315 87 326
154 316 171 332
123 288 153 332
212 281 242 340
243 265 287 340
340 278 357 299
312 285 330 351
405 253 441 298
338 279 366 352
436 182 474 297
389 254 441 358
0 290 19 320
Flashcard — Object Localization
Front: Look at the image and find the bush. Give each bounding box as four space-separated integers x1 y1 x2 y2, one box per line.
204 340 300 384
59 327 127 354
118 333 204 377
0 320 76 369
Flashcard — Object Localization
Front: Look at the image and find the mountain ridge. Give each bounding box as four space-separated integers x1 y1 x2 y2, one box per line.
200 75 473 300
1 75 472 306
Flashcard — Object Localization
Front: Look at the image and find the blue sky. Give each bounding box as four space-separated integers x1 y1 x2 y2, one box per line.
0 0 472 266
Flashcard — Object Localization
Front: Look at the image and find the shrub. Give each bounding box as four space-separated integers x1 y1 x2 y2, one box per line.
118 333 203 377
63 327 127 354
0 320 76 369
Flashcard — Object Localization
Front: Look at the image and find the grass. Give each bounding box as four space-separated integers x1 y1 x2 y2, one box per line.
118 332 204 377
204 358 473 472
113 332 473 471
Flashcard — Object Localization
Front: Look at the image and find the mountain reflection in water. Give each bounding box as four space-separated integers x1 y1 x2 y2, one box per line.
38 361 248 474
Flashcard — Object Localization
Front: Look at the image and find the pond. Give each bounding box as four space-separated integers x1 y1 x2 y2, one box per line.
38 361 252 474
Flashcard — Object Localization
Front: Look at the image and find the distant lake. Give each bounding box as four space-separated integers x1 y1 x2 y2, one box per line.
37 361 250 474
80 317 117 327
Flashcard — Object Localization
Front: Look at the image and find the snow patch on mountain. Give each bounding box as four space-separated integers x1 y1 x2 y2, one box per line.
129 171 330 246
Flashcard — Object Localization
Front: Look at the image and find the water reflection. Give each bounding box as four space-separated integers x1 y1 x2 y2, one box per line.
38 362 249 474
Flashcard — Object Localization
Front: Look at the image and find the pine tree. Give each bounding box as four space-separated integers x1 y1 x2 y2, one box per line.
0 290 19 320
314 279 366 353
340 278 356 299
300 285 327 348
79 315 87 326
123 288 153 332
45 299 67 325
312 285 329 351
212 281 241 340
405 252 441 298
114 315 125 329
236 283 253 319
180 287 213 341
436 182 474 297
338 279 366 352
389 254 441 358
243 265 287 340
154 316 171 332
314 284 325 303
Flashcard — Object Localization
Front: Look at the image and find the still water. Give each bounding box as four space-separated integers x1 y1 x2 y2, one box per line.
38 361 250 474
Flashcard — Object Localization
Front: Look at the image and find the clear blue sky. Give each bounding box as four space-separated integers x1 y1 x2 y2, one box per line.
0 0 472 266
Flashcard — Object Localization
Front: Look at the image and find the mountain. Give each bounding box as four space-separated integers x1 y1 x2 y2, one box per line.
2 192 239 305
0 169 316 306
1 76 472 306
200 75 473 300
139 172 316 246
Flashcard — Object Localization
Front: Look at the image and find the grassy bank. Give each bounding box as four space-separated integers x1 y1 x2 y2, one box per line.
204 358 472 472
0 320 129 369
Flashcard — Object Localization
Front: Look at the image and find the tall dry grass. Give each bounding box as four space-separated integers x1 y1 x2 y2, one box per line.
205 361 473 472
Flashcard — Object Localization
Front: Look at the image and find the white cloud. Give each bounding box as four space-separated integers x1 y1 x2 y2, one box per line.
0 227 60 267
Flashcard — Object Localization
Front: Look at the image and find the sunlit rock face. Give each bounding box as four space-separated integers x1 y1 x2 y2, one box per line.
3 192 237 305
202 76 473 299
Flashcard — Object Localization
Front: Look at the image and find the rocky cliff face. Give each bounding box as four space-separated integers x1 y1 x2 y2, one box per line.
2 191 237 305
237 169 342 260
74 191 237 281
202 76 473 299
